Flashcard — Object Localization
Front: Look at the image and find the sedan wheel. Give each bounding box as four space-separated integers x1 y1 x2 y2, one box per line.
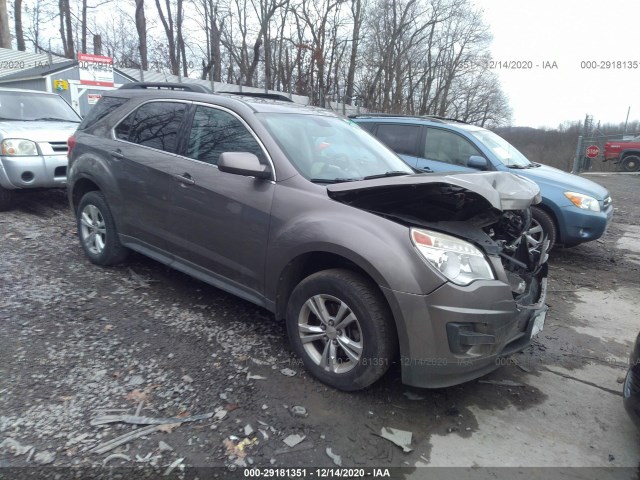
286 269 397 391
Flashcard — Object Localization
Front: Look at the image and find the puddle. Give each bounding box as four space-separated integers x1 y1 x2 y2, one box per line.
570 286 639 346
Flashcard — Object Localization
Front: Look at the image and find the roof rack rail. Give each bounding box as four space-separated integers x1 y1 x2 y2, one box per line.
348 113 468 124
119 82 212 93
218 91 294 102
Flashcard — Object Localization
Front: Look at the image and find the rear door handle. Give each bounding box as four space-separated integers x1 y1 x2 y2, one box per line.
110 149 125 160
174 172 195 185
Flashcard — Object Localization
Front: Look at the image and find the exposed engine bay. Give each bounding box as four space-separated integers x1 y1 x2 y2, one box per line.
327 174 549 302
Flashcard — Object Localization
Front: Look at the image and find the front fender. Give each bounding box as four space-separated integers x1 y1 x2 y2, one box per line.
264 184 447 302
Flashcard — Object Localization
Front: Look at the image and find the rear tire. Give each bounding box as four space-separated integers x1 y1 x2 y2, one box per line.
286 268 397 391
621 155 640 172
0 186 15 212
527 206 557 252
77 191 128 265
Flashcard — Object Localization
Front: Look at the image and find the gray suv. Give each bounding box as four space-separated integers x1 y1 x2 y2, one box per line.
67 84 548 391
0 88 81 210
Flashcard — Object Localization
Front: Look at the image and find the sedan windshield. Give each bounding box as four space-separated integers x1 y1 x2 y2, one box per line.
258 113 414 182
0 91 81 122
470 129 531 168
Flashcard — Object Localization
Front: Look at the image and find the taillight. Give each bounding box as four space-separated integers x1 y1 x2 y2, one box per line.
67 135 76 156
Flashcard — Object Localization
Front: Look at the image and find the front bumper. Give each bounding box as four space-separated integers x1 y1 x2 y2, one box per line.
558 202 613 246
382 267 548 389
0 155 68 190
623 333 640 429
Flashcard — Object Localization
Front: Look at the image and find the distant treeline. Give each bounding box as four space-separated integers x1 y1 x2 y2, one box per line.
497 120 640 173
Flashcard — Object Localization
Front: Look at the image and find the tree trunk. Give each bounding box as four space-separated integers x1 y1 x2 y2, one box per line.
81 0 87 53
0 0 10 48
14 0 25 50
58 0 68 56
135 0 148 69
63 0 74 58
344 0 360 103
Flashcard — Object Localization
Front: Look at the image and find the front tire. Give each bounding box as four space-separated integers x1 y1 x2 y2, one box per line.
286 269 397 391
526 206 557 253
621 155 640 172
77 191 128 265
0 186 15 212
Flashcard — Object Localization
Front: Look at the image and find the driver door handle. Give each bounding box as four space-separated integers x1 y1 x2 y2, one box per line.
174 172 195 185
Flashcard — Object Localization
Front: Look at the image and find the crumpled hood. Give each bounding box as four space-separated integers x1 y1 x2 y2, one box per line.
0 121 79 143
327 171 541 211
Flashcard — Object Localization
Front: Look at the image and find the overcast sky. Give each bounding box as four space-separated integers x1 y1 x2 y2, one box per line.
475 0 640 129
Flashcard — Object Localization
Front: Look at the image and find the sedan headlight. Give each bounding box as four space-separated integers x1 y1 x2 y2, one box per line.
1 139 38 156
410 228 495 286
564 191 600 212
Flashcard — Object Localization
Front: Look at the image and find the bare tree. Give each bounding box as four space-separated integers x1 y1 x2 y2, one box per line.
154 0 182 75
135 0 148 68
57 0 75 57
14 0 26 50
0 0 12 48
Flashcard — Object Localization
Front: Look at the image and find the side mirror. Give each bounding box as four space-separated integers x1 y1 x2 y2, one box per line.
467 155 488 170
218 152 271 179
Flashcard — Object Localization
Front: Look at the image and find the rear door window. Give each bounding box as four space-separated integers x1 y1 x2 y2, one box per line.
423 128 482 167
375 124 421 156
115 101 187 154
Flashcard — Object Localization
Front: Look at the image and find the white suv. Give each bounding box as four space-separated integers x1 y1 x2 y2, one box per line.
0 88 81 210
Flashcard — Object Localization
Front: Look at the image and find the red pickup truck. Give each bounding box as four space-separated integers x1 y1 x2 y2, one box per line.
603 135 640 171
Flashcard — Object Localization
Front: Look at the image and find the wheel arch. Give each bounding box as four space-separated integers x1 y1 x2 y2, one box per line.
534 201 562 243
620 149 640 158
70 176 101 214
274 251 390 322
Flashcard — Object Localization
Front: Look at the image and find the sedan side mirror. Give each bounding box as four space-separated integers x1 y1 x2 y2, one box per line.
468 155 488 170
218 152 272 179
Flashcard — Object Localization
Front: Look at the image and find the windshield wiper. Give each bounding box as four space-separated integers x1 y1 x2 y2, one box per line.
363 171 411 180
309 178 357 184
0 117 23 121
33 117 80 122
507 165 528 169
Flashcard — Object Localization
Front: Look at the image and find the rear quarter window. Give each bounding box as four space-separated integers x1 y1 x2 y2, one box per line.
116 101 187 154
78 96 128 131
375 124 421 156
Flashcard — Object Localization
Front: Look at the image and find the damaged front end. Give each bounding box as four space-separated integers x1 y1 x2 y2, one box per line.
328 172 549 387
327 171 548 306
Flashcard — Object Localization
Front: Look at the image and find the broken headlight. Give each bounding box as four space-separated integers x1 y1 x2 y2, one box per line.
410 228 495 286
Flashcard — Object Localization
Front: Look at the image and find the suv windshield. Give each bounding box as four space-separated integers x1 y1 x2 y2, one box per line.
258 113 414 182
470 129 531 168
0 91 81 122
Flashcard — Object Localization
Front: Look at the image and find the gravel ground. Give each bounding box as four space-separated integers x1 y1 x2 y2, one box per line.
1 174 639 479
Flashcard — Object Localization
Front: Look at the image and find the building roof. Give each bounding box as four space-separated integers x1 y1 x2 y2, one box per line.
0 47 69 79
0 59 77 83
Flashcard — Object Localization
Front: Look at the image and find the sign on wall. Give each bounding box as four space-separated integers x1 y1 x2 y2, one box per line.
53 79 68 91
87 94 102 105
77 53 114 87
